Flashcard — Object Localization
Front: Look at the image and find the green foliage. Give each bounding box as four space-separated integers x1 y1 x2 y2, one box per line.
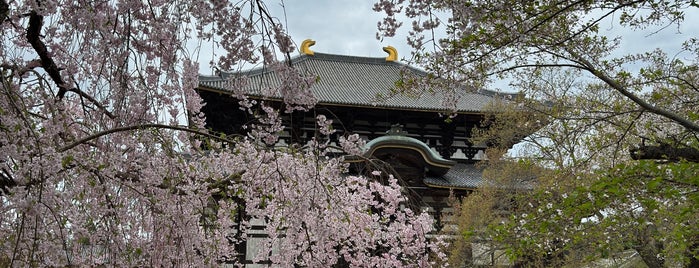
461 158 699 266
382 0 699 266
453 65 699 266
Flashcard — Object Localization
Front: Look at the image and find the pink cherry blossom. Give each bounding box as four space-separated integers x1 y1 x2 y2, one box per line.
0 0 445 266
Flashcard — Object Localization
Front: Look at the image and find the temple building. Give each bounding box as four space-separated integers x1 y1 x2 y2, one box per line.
197 40 523 263
197 40 532 266
197 39 520 221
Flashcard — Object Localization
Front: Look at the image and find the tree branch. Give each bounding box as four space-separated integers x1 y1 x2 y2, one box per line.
569 50 699 133
2 124 240 195
67 83 116 119
0 167 15 195
461 0 589 66
489 63 587 76
26 11 69 99
1 0 9 23
60 123 241 152
630 144 699 162
26 11 116 119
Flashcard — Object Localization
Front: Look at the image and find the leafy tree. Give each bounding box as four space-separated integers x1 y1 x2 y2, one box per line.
0 0 445 266
376 0 699 267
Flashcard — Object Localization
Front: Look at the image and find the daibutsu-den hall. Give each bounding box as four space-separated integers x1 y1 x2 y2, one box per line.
196 39 521 224
196 40 524 264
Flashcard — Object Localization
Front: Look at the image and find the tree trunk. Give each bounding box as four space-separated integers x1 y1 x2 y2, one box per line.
634 226 665 268
630 144 699 162
634 245 664 268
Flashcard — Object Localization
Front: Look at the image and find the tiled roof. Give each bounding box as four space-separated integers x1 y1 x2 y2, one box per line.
424 163 535 190
424 164 485 189
198 52 499 112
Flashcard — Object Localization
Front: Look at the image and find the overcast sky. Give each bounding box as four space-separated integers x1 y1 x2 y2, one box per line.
197 1 698 74
277 1 697 57
269 1 405 58
195 0 415 74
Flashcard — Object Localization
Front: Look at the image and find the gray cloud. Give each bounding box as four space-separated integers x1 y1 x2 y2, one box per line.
196 1 698 74
272 0 409 57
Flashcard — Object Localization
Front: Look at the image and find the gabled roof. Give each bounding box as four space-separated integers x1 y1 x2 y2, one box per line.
198 52 501 113
424 163 536 190
424 164 485 190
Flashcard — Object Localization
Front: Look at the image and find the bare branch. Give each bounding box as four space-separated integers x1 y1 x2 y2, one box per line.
26 11 69 99
569 50 699 133
489 63 587 76
66 84 116 119
60 124 241 152
26 11 115 119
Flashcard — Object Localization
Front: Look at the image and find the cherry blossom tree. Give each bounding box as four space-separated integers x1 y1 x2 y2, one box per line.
0 0 445 266
375 0 699 266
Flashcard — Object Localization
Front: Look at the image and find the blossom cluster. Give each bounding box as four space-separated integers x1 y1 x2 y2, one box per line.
0 0 445 266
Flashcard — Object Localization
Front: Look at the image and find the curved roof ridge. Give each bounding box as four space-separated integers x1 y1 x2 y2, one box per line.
309 52 422 68
204 52 428 78
364 135 456 168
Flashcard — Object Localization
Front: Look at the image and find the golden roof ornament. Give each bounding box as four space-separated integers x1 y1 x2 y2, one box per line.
383 46 397 62
300 39 316 56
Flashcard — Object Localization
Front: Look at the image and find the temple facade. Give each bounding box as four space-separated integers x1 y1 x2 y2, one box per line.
197 40 518 265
